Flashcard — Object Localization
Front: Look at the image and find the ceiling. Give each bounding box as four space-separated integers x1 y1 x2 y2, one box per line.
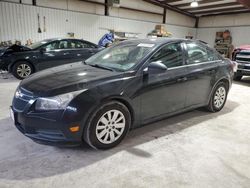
144 0 250 17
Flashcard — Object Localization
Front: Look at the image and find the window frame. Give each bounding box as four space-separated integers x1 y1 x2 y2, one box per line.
145 41 186 71
184 41 222 66
70 39 98 49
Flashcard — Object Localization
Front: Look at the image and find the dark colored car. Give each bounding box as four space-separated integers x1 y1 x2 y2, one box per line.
11 38 234 149
232 45 250 81
0 38 101 79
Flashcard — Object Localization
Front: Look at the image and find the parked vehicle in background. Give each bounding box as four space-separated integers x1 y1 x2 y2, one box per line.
232 45 250 81
11 38 234 149
0 38 101 79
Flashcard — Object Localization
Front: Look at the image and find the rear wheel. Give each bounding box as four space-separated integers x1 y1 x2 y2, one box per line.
207 82 228 112
83 101 131 150
233 75 242 81
12 61 34 80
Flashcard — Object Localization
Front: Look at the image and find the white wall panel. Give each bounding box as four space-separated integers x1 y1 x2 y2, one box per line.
197 13 250 47
166 10 196 27
199 13 250 27
197 27 250 47
0 1 196 45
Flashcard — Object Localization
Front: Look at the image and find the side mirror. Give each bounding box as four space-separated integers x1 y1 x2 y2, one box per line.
144 61 167 74
39 47 46 53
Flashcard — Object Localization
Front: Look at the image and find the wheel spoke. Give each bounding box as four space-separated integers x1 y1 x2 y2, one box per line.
110 131 115 142
100 116 109 125
115 116 124 123
104 132 109 142
114 123 125 128
107 111 112 121
97 125 106 130
97 129 107 139
113 129 122 136
112 110 119 121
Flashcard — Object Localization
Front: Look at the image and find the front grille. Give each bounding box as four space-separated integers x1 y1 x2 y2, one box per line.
12 87 34 111
236 51 250 64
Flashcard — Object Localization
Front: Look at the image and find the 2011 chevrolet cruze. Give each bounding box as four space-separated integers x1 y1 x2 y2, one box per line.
11 38 234 149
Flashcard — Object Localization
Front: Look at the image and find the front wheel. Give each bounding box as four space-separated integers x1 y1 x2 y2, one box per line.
12 61 34 80
206 82 228 112
83 101 131 150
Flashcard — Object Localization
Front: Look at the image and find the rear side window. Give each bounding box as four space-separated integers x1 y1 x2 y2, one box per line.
150 42 183 68
186 43 209 64
186 43 220 64
70 40 96 49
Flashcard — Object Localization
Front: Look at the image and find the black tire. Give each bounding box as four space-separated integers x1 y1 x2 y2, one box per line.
12 61 34 80
233 74 242 81
83 101 131 150
207 82 228 112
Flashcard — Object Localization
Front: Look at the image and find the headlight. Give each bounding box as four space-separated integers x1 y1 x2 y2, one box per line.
35 90 84 110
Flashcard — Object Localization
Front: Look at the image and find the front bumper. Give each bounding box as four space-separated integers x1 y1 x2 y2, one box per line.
11 106 83 146
236 63 250 76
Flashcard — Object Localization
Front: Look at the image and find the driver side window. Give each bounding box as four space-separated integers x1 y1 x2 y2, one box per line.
43 41 58 51
150 43 183 68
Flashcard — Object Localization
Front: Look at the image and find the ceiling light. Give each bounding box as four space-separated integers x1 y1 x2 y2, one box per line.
190 1 198 7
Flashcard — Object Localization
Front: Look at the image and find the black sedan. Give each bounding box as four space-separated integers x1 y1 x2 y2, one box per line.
0 38 101 79
11 38 234 149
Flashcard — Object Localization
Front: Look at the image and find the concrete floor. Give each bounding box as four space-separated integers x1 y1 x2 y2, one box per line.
0 73 250 188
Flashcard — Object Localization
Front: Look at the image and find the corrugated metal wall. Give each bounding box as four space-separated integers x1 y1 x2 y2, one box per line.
0 1 196 45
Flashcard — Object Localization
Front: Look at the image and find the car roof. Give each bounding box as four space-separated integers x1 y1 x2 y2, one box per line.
42 38 94 43
118 38 192 46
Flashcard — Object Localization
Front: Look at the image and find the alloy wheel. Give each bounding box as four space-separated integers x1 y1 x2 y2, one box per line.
96 109 126 144
17 64 32 78
214 86 226 109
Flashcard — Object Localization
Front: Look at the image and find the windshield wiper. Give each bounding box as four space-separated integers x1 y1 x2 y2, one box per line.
87 64 114 71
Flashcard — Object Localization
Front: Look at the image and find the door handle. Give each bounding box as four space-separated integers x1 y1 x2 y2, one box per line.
208 69 216 74
88 50 95 54
177 77 187 82
63 52 70 55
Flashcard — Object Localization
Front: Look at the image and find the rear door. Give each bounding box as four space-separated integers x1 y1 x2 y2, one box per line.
69 40 99 61
184 42 221 107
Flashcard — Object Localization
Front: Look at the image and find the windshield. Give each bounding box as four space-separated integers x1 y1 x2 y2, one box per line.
85 42 155 71
29 40 51 49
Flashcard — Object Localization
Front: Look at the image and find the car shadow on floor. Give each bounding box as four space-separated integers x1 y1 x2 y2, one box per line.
233 76 250 87
0 100 239 180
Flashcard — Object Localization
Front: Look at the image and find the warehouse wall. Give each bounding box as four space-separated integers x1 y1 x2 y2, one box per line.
0 1 196 45
197 13 250 47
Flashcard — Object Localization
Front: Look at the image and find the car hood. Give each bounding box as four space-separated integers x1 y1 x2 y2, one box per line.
235 45 250 51
0 45 31 56
20 62 123 96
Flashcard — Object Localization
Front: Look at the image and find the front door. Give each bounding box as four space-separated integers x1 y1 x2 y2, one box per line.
140 42 188 123
37 40 73 70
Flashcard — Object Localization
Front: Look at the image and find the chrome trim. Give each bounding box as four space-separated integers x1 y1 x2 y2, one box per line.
236 55 250 59
167 60 221 71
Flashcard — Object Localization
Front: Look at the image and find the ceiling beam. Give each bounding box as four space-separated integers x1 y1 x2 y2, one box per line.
163 0 182 3
201 10 250 17
176 0 225 8
183 2 241 11
143 0 196 18
193 7 247 15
